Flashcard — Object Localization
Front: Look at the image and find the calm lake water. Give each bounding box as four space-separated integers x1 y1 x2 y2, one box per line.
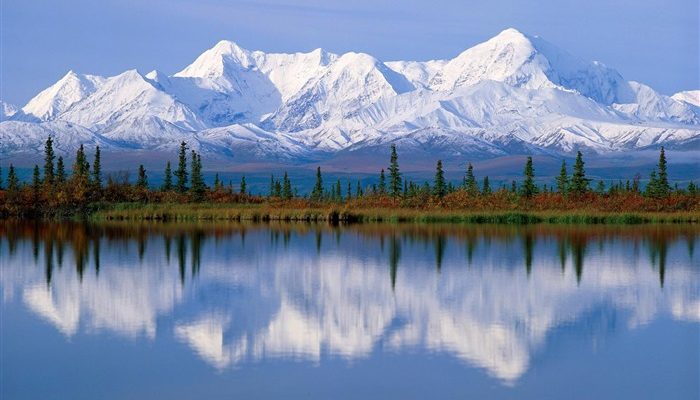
1 222 698 399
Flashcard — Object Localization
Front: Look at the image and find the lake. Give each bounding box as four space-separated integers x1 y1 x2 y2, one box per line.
1 221 698 399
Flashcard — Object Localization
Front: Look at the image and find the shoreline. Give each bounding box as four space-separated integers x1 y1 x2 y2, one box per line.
85 203 700 224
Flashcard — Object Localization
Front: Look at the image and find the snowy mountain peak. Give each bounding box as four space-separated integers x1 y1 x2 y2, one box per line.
429 28 547 91
2 29 698 160
429 28 633 105
267 50 415 132
58 68 206 140
672 90 700 107
175 40 254 79
21 70 105 121
490 27 532 45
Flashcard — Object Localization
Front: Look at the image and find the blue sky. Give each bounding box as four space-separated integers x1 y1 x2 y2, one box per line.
1 0 698 105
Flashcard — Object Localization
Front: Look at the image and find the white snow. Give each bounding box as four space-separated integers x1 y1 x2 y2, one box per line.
672 90 700 107
2 28 698 159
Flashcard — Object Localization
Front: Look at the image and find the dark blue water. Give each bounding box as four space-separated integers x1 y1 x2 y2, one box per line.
1 222 698 399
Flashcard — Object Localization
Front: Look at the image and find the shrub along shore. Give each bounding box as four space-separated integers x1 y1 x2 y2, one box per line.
93 203 699 224
1 138 698 224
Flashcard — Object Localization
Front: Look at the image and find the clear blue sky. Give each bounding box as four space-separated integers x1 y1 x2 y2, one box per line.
1 0 698 105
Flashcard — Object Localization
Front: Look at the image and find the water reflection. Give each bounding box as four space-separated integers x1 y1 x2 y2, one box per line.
1 222 698 383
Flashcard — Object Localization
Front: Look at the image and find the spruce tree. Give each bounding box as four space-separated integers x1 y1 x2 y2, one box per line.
463 163 478 195
311 167 324 201
162 161 173 191
646 170 660 198
595 180 606 194
56 157 66 184
189 151 205 200
657 146 670 197
7 164 19 192
482 176 491 195
136 165 148 189
32 165 41 193
378 169 386 195
175 142 188 193
570 151 589 195
688 181 697 196
274 180 282 197
388 144 402 198
347 181 352 200
240 176 247 195
30 165 41 208
433 160 446 198
269 174 276 197
73 144 90 180
282 172 293 200
356 180 363 198
92 145 102 189
556 160 569 195
335 179 342 201
520 156 538 198
511 180 517 193
43 136 55 186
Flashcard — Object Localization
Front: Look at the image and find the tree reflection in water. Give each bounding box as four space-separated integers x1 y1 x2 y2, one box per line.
0 221 698 383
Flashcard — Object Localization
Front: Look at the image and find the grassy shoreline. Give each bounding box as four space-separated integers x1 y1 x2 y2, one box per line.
91 203 700 224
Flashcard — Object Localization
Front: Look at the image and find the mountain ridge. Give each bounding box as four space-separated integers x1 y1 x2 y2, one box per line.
2 28 698 165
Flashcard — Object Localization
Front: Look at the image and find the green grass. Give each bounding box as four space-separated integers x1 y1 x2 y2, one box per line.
91 203 700 224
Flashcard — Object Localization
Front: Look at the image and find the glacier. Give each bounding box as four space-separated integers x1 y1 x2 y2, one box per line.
1 28 698 167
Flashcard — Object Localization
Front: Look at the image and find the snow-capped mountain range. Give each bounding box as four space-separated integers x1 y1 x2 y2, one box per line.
2 28 699 163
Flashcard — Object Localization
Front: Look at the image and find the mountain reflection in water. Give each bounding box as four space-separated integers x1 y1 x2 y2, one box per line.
1 222 698 384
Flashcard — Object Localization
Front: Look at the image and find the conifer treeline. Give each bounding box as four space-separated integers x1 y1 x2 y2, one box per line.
0 138 697 217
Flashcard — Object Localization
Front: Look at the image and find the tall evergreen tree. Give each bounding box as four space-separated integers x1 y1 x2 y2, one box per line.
269 174 276 197
43 136 55 186
56 156 66 184
570 151 589 195
73 144 90 180
463 163 478 195
136 165 148 188
282 172 293 200
646 170 660 198
92 145 102 189
335 179 342 201
378 169 386 195
520 156 538 198
482 176 492 195
556 160 569 195
356 180 363 198
656 146 670 197
433 160 446 198
388 144 402 198
31 165 42 206
274 180 282 197
7 164 19 192
162 161 173 191
175 142 188 193
240 176 247 195
189 151 205 200
311 167 324 201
